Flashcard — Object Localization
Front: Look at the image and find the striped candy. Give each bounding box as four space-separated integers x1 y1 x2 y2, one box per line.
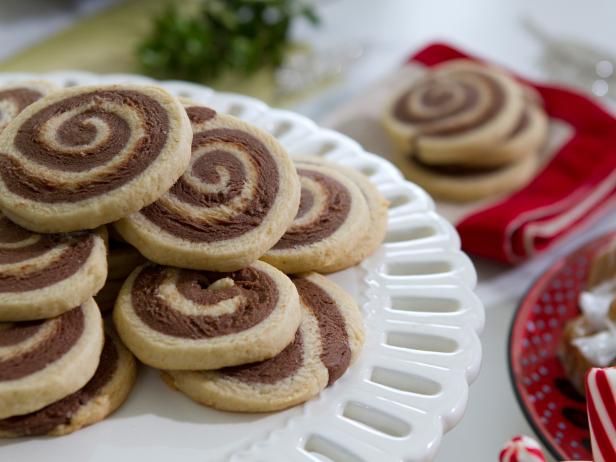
586 367 616 462
499 435 545 462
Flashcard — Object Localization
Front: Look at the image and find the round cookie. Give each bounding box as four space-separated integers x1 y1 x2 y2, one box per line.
0 84 192 232
113 260 302 370
262 162 371 274
162 272 364 412
114 104 301 272
0 212 108 321
483 103 547 166
383 59 525 166
0 81 57 133
0 328 136 437
395 148 538 203
0 299 104 419
292 157 389 271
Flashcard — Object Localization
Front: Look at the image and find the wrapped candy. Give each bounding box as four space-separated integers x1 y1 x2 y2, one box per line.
499 435 546 462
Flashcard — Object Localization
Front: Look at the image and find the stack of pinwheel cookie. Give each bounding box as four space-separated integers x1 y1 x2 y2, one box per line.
382 60 548 202
0 79 388 436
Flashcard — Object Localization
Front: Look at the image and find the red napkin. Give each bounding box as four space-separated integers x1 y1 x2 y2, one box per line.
411 43 616 264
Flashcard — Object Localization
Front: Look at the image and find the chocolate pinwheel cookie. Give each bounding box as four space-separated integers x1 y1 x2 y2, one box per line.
114 104 301 272
262 161 371 274
291 157 389 271
396 149 539 203
0 84 192 232
0 212 107 321
383 59 526 166
113 261 302 370
0 328 137 437
0 299 104 419
0 81 57 133
383 60 548 201
485 91 548 166
163 272 364 412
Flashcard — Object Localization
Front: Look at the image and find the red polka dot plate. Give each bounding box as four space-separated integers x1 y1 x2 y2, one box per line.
508 231 616 461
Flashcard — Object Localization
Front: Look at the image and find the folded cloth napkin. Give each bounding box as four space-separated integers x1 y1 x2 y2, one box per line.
413 43 616 264
322 42 616 264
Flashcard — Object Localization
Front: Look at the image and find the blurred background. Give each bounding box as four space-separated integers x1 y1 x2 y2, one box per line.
2 1 616 461
3 0 616 118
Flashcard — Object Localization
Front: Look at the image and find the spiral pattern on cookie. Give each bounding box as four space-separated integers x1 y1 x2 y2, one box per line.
0 81 56 132
0 299 103 419
293 157 389 271
262 163 370 274
140 108 279 242
0 331 136 437
0 84 192 232
392 65 509 137
113 260 301 370
114 105 300 272
0 212 107 320
163 272 364 412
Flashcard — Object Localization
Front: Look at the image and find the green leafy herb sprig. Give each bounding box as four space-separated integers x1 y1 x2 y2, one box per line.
137 0 319 82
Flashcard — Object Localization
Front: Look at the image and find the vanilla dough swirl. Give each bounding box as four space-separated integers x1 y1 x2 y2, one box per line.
0 299 104 419
113 260 301 370
0 84 192 232
384 60 525 166
0 81 57 133
0 212 107 321
115 104 300 272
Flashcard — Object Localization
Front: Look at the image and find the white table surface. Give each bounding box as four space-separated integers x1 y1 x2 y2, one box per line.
2 1 616 460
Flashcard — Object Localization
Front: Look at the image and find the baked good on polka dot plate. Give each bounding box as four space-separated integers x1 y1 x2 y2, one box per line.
509 231 616 461
559 237 616 395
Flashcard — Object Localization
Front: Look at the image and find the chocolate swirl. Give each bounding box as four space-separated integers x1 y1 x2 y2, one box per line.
0 88 42 130
0 213 97 293
273 168 351 250
221 330 304 384
0 88 170 203
113 104 298 271
221 275 351 386
0 307 84 381
0 82 55 132
0 299 103 420
164 273 360 412
0 334 118 436
393 68 505 137
131 264 279 339
138 111 279 243
293 276 351 385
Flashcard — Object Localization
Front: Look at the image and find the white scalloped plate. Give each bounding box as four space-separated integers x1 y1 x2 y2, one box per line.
0 72 484 462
